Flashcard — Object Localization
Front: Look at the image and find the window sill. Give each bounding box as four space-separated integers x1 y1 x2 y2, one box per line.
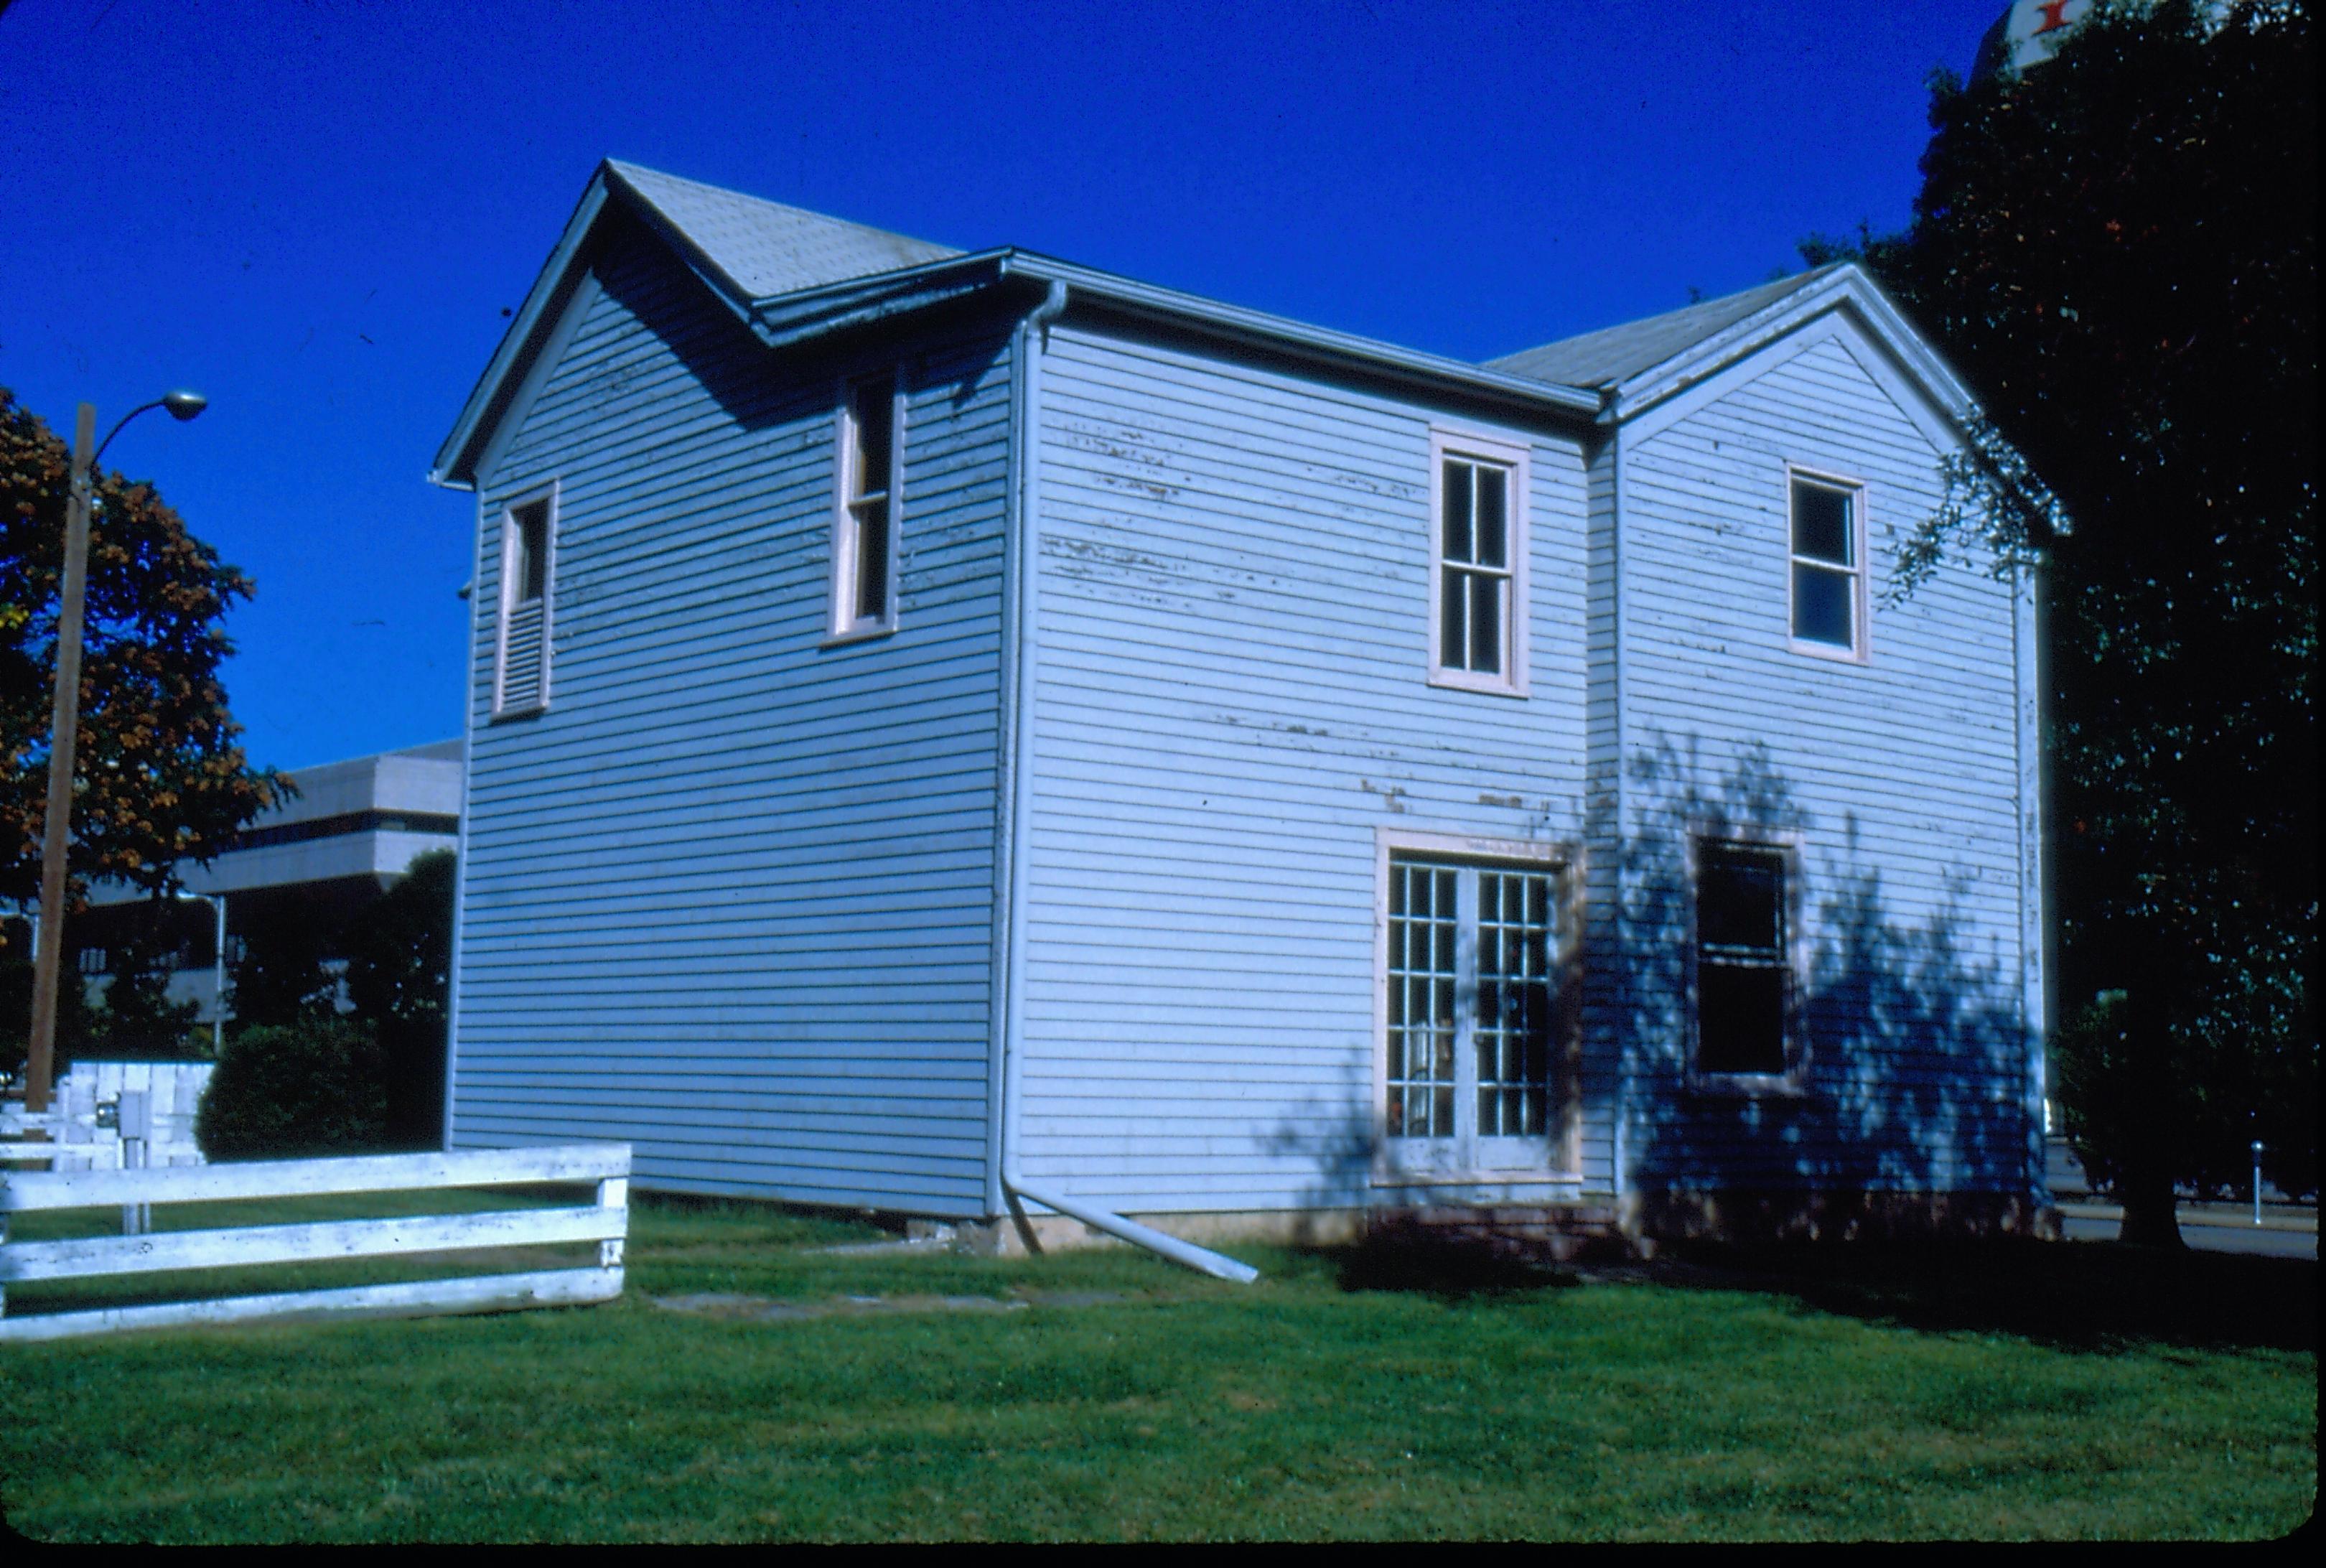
1369 1165 1584 1188
1426 669 1529 699
1686 1071 1809 1100
820 623 897 650
487 701 548 724
1787 638 1869 666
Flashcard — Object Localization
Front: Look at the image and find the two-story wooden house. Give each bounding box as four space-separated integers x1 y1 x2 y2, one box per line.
429 161 2050 1254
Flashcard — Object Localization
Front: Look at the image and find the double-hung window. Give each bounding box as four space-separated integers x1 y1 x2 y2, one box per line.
1383 851 1562 1172
1693 841 1795 1081
1429 429 1530 695
492 488 555 718
1788 470 1868 660
830 372 901 640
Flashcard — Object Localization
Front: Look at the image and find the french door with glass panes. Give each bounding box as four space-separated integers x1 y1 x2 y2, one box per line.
1383 856 1561 1174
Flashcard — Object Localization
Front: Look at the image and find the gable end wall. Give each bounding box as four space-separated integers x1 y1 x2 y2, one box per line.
1612 323 2039 1196
451 227 1015 1215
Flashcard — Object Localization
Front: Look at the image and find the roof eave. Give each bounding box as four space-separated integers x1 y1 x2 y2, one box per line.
434 193 1607 491
1599 265 1980 430
430 172 615 490
996 253 1602 421
744 248 1014 347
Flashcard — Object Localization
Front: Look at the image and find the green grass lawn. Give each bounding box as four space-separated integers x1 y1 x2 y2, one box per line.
0 1193 2314 1541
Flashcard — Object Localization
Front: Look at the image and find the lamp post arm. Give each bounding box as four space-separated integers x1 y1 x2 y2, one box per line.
89 400 171 474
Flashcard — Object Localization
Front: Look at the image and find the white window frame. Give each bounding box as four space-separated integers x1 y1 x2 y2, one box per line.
826 370 904 644
490 482 557 720
1785 465 1871 664
1370 826 1580 1185
1426 427 1531 697
1685 830 1811 1097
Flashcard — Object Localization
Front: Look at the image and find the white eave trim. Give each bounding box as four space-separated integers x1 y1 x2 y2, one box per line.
1600 266 1979 434
431 177 612 490
995 253 1603 421
434 206 1611 490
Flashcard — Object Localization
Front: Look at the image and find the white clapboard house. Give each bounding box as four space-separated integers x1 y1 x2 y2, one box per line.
426 161 2048 1249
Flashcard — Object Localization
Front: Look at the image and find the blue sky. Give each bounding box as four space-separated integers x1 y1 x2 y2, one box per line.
1 0 2004 772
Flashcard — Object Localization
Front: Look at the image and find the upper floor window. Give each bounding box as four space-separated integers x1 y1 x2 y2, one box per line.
1693 840 1796 1082
1788 470 1867 660
830 373 901 640
492 489 556 718
1429 428 1531 696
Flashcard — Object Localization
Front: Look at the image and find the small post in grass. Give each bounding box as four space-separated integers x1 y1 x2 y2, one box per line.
2251 1139 2264 1228
118 1091 152 1236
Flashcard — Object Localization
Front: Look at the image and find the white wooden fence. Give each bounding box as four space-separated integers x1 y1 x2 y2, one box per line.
0 1143 630 1343
1 1061 214 1171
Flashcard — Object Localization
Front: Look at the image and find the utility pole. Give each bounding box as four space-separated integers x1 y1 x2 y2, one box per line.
23 403 97 1118
21 392 206 1116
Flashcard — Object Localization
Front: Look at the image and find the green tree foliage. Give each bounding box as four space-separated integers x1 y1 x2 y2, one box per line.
226 902 342 1030
1 387 286 905
0 918 99 1083
345 849 455 1147
82 902 205 1059
1806 1 2317 1238
195 1018 390 1162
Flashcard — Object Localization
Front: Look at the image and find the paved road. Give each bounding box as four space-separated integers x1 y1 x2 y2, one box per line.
2060 1210 2317 1259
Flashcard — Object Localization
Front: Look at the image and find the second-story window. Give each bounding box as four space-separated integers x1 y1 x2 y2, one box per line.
1788 470 1868 660
492 489 555 718
831 373 901 640
1429 429 1530 696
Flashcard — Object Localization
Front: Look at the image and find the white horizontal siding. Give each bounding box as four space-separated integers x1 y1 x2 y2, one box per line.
452 228 1013 1215
1615 328 2036 1195
1017 322 1598 1213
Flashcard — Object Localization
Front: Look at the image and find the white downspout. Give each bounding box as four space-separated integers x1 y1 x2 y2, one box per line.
992 274 1258 1286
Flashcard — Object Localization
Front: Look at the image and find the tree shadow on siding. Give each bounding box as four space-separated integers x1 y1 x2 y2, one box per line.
1617 732 2037 1212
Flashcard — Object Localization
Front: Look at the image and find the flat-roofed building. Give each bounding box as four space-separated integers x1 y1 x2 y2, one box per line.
72 740 462 1027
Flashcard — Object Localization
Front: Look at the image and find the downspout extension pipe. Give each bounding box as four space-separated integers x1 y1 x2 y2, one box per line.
993 274 1258 1287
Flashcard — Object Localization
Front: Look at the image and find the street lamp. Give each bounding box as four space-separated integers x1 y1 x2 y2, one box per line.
170 889 228 1055
22 393 207 1116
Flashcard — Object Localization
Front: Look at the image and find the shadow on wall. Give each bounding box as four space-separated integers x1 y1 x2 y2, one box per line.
1261 732 2041 1237
593 213 1009 439
1617 733 2038 1226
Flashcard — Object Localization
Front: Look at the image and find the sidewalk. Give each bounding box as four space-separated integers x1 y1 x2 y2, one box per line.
2056 1200 2317 1234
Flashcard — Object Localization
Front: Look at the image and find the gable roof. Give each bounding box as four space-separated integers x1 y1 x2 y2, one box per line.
604 160 961 302
1486 267 1843 390
432 163 1978 491
1487 262 1979 436
432 161 1599 488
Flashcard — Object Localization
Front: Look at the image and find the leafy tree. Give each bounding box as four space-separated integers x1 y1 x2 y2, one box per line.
1 387 285 906
82 900 205 1059
226 901 342 1030
1805 1 2317 1241
0 918 100 1082
345 849 455 1148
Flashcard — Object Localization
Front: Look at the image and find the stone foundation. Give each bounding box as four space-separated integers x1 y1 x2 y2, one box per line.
915 1190 2061 1262
1625 1189 2065 1246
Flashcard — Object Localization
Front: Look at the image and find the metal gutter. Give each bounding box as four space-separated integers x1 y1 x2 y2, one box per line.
996 253 1602 420
441 207 1605 489
1606 417 1631 1210
990 279 1258 1287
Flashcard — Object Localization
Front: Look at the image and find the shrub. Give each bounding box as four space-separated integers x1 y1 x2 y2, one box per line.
195 1019 392 1162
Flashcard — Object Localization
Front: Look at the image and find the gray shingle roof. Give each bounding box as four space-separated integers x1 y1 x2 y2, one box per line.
607 160 960 303
1486 265 1846 389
